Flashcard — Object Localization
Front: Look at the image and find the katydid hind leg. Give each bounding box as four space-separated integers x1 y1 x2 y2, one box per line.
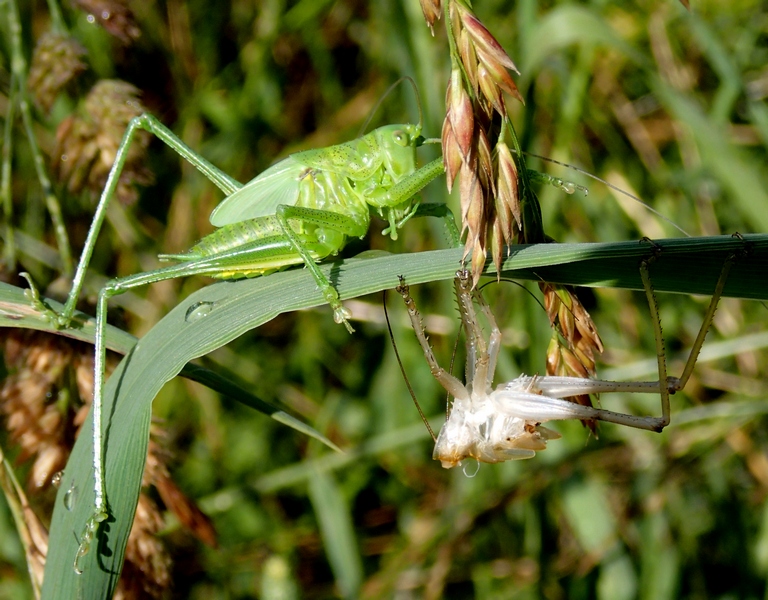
46 113 243 329
588 248 740 432
75 264 194 570
79 206 377 550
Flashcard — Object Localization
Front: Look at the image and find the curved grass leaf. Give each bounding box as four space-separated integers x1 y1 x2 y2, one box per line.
0 284 336 451
14 233 768 598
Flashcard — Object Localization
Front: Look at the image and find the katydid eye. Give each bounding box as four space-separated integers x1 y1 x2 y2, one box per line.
392 130 408 146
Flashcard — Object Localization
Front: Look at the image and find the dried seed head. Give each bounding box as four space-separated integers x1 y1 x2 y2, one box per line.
477 64 505 116
456 5 520 75
457 28 479 95
540 283 604 380
441 117 462 193
419 0 442 34
72 0 140 45
0 330 214 595
0 330 76 489
545 332 597 433
476 47 524 106
443 3 530 285
118 495 172 598
23 503 48 590
53 80 153 205
572 298 604 358
145 435 218 548
447 68 474 162
28 31 87 114
496 142 521 233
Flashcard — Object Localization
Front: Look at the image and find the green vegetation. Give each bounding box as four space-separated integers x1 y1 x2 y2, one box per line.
0 0 767 598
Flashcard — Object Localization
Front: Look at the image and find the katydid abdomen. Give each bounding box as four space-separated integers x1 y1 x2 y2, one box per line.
158 212 354 279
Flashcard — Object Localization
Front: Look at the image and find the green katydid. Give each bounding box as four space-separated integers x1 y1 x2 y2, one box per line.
24 85 458 571
26 82 589 572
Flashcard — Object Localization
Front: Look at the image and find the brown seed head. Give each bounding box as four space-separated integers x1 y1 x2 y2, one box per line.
456 5 520 75
457 28 479 95
539 283 604 379
418 0 442 34
496 142 521 232
476 46 524 105
28 32 87 114
477 64 506 116
447 68 474 161
118 495 171 598
53 80 153 205
0 331 75 488
545 331 598 433
442 118 462 193
476 128 494 194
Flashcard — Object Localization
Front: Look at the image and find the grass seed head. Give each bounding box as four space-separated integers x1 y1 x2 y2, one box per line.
28 31 87 114
418 0 442 34
53 80 153 205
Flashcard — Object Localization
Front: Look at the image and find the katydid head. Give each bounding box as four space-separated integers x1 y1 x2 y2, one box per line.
373 123 424 163
372 123 424 240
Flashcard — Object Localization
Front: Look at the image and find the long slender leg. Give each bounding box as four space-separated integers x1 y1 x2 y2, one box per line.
27 113 244 329
73 261 212 571
397 277 469 401
639 257 671 429
275 205 370 333
521 246 742 432
669 249 740 392
470 283 503 393
454 271 489 390
73 256 259 571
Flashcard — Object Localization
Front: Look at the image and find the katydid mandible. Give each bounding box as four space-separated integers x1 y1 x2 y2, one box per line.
29 96 448 572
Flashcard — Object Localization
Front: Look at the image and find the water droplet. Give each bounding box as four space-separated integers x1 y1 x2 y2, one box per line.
51 471 63 489
86 14 95 23
462 461 480 478
64 483 77 511
101 10 111 19
185 301 215 322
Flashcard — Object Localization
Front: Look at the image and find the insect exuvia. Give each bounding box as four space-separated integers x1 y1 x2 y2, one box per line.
397 254 738 468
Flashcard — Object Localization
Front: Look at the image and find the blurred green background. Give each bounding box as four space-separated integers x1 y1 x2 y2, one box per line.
1 0 768 598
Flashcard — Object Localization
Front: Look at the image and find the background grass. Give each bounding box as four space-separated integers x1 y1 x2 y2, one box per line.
1 0 767 598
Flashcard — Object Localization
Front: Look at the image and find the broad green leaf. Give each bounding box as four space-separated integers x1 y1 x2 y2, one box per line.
17 233 768 598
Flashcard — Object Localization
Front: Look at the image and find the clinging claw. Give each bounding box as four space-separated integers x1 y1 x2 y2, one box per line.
333 305 355 334
20 272 69 328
